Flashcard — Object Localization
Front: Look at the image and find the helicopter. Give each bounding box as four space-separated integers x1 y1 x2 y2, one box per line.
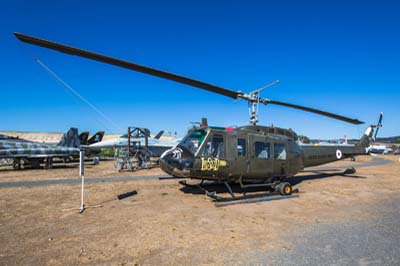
14 32 380 200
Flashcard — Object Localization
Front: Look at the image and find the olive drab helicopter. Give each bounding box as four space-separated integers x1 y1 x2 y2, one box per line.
14 33 381 201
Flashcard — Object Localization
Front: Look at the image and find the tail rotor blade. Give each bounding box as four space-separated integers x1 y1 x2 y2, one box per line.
374 112 383 140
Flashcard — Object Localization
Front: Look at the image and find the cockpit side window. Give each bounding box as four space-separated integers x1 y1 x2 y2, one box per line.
202 134 225 158
181 129 207 154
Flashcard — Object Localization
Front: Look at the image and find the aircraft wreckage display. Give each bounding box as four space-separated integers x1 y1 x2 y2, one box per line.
0 129 104 169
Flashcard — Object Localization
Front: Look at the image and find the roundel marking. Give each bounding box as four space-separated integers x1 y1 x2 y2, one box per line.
336 149 343 159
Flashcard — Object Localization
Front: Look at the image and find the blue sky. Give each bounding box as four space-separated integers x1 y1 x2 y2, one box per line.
1 0 399 138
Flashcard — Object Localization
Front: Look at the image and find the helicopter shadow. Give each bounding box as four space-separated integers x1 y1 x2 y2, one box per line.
180 171 366 196
287 170 367 187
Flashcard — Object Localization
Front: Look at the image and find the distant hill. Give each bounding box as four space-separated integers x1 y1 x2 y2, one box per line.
309 135 400 145
347 136 400 144
375 136 400 144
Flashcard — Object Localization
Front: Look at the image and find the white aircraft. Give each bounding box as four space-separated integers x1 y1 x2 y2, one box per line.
367 144 394 154
89 128 181 157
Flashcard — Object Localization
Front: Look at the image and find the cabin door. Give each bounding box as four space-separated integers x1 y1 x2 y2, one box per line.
233 135 249 177
248 135 273 178
273 143 288 177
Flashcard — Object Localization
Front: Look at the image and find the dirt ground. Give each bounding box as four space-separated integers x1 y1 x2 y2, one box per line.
0 155 399 265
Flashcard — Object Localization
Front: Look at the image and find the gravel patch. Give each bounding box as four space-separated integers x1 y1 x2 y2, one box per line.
240 197 400 266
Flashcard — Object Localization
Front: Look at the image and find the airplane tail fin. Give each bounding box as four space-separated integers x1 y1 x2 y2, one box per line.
87 131 105 144
57 128 81 148
154 130 164 139
358 112 383 147
79 131 90 145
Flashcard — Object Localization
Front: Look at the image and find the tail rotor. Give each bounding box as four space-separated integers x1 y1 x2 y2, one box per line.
373 112 383 141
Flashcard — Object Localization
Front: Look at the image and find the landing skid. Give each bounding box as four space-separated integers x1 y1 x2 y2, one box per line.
179 179 298 203
215 194 299 207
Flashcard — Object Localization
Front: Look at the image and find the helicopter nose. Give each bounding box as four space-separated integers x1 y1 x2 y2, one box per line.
160 145 194 178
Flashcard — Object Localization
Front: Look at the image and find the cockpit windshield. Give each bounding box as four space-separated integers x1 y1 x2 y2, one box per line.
180 129 208 154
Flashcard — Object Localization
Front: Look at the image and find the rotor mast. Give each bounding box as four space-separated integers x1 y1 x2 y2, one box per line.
237 80 280 125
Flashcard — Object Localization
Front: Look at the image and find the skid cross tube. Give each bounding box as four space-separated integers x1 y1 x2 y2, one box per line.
179 180 298 202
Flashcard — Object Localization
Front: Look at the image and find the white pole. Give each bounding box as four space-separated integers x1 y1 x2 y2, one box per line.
79 151 85 213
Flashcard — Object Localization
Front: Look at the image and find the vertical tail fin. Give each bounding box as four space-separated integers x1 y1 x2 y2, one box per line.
358 112 383 147
79 131 90 145
154 130 164 139
87 131 105 144
359 126 374 147
58 128 80 148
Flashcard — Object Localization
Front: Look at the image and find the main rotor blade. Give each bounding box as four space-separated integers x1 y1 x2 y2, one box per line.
262 99 364 124
14 32 365 125
14 32 240 99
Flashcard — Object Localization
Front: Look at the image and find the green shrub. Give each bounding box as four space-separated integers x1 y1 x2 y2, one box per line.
98 148 115 157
